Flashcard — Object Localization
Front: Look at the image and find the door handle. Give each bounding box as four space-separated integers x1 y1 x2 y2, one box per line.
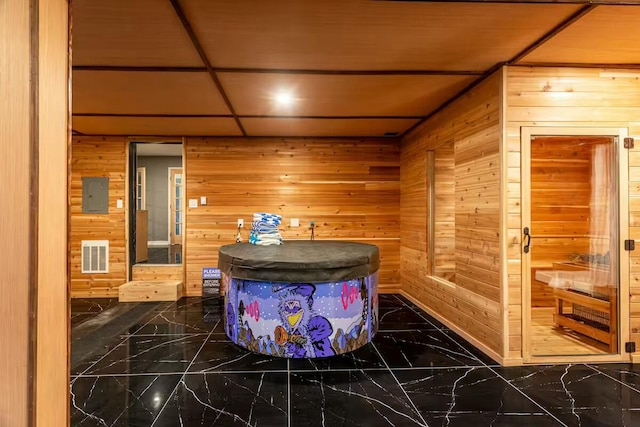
523 227 531 254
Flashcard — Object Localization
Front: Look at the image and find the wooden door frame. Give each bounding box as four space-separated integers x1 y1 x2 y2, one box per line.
521 126 630 364
2 0 70 424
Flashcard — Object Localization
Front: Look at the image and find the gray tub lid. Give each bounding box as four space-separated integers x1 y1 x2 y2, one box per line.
218 240 380 283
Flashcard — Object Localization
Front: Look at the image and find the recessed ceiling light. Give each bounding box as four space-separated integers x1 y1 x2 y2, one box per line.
274 91 294 107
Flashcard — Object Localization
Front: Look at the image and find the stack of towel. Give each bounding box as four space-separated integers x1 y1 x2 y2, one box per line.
249 212 283 246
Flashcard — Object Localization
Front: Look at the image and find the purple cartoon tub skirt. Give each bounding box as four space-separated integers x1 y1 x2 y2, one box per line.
218 241 379 358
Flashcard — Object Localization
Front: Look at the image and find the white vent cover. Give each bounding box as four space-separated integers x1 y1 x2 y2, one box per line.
81 240 109 273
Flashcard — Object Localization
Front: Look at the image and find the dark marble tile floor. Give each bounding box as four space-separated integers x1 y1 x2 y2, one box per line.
71 294 640 426
71 298 119 328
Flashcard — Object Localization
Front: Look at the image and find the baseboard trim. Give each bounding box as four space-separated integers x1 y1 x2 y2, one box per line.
400 290 505 366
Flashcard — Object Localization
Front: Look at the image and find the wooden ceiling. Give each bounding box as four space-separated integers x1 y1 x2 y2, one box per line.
71 0 640 138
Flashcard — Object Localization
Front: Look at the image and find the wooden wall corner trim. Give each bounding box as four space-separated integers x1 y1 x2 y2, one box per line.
36 0 70 425
499 65 510 360
1 0 69 425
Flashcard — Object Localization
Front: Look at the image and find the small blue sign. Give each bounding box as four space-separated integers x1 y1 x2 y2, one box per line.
202 267 221 279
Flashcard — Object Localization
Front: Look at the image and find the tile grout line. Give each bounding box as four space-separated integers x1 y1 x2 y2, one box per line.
70 337 129 386
371 342 429 427
71 363 506 379
402 295 569 426
585 364 640 395
70 301 182 384
287 358 291 427
116 300 221 340
478 366 569 426
150 328 216 427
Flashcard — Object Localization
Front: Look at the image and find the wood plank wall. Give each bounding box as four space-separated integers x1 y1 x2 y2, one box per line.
401 72 503 357
184 137 400 296
505 65 640 360
70 137 128 297
530 137 592 307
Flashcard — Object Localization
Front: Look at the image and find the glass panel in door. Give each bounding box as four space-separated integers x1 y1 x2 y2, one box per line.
528 135 618 356
170 169 183 246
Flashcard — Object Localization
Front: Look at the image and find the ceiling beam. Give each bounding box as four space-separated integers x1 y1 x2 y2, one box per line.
513 62 640 68
71 133 403 140
215 68 482 76
168 0 247 136
73 113 233 118
72 65 483 76
509 4 597 63
241 115 424 120
376 0 640 4
72 113 428 120
72 66 207 72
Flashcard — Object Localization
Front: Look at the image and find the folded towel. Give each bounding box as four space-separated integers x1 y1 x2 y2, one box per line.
249 232 282 246
251 221 280 233
252 239 282 246
249 212 284 245
253 212 282 225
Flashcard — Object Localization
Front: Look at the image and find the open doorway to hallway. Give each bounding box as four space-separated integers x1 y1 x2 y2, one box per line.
132 141 184 266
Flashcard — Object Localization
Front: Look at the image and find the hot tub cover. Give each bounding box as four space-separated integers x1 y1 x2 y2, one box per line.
218 241 380 283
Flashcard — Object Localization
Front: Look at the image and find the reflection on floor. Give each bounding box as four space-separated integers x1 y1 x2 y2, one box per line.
70 295 640 426
531 307 609 356
139 244 182 265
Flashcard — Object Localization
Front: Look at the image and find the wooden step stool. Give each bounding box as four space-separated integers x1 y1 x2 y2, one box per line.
118 280 183 302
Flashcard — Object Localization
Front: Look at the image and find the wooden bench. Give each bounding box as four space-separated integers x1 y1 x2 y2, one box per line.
537 262 617 352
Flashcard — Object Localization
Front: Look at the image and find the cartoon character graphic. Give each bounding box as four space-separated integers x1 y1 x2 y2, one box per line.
226 302 237 342
273 284 336 358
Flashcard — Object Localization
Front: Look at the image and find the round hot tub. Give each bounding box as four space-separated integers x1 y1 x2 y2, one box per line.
218 241 379 358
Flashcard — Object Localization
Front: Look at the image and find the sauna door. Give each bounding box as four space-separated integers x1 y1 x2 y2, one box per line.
522 128 628 361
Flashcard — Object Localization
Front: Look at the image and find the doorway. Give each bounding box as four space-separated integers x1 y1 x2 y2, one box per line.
522 127 629 361
168 166 183 263
132 142 184 266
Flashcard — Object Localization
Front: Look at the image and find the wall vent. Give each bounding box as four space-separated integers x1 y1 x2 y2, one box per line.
81 240 109 273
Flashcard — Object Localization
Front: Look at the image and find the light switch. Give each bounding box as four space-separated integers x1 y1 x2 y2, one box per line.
200 196 207 205
116 199 123 209
290 218 299 227
189 199 198 208
237 218 244 227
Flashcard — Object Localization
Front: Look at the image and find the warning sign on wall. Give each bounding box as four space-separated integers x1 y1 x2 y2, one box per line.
202 267 221 296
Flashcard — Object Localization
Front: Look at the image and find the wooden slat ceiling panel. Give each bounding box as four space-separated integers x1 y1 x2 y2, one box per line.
520 6 640 64
73 0 202 66
218 73 478 117
181 0 581 71
240 118 418 137
73 71 230 115
73 116 242 136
